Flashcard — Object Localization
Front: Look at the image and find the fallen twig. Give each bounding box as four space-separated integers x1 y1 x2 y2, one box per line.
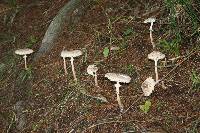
121 94 144 115
82 119 140 132
159 48 199 82
6 111 16 133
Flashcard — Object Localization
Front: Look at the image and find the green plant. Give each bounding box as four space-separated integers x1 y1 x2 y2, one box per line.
186 118 200 133
103 47 109 58
159 39 180 56
0 52 17 81
91 0 101 4
3 0 20 27
123 123 137 132
32 119 44 132
123 64 136 77
120 27 135 49
0 63 6 80
156 101 167 112
164 0 199 49
177 0 199 30
26 35 38 48
123 28 134 37
139 100 151 114
190 70 200 90
0 33 15 44
165 0 181 41
104 11 114 46
126 64 134 74
5 0 17 7
18 67 33 83
94 13 135 55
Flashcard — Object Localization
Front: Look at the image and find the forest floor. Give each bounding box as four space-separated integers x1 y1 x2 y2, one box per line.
0 0 200 132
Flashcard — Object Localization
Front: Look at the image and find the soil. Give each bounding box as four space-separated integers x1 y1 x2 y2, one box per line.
0 0 200 132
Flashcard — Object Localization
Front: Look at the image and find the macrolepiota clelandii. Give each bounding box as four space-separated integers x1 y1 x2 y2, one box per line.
15 48 34 70
60 49 82 83
148 51 165 82
87 64 99 87
105 73 131 112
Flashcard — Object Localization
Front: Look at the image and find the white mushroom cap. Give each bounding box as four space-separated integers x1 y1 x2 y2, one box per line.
105 73 131 83
144 17 156 23
87 65 98 76
61 50 82 58
141 77 156 96
148 51 165 61
15 48 34 55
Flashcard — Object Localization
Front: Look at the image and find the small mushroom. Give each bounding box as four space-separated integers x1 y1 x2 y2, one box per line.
141 77 156 96
15 48 34 70
148 51 165 82
144 17 156 31
87 64 98 87
105 73 131 112
144 17 156 48
60 50 82 83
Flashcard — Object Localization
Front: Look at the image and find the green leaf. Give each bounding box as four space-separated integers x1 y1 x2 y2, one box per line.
103 47 109 58
139 100 151 114
123 28 133 36
159 39 180 56
18 68 33 83
30 35 37 44
191 70 200 90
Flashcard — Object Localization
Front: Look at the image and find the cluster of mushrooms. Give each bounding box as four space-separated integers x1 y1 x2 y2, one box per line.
15 17 167 112
141 18 166 97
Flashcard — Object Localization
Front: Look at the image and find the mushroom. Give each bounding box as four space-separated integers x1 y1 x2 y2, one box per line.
105 73 131 112
87 64 98 87
144 17 156 31
141 77 156 96
60 50 82 83
144 17 156 48
15 48 34 70
148 51 165 82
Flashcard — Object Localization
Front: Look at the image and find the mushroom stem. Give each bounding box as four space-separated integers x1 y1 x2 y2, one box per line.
63 57 67 75
115 82 123 112
23 55 27 70
150 22 154 31
94 72 98 87
154 60 158 82
70 57 77 83
150 30 155 48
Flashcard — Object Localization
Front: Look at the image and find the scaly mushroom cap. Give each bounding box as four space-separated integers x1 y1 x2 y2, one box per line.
105 73 131 83
87 65 98 76
15 48 34 55
61 50 82 58
148 51 165 61
144 17 156 23
141 77 156 96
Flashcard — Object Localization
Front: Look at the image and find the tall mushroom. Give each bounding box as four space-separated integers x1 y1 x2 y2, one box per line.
60 50 82 83
15 48 34 70
144 17 156 48
87 64 98 87
105 73 131 112
141 77 156 96
148 51 165 82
